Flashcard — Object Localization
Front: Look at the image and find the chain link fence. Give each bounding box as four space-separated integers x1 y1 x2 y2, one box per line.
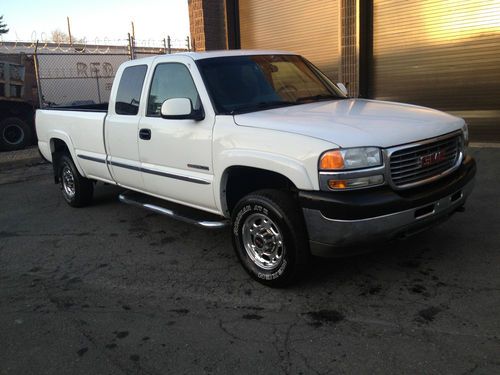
35 52 129 106
0 35 190 108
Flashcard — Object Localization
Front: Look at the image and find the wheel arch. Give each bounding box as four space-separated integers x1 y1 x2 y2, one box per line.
49 134 85 181
218 162 312 216
215 150 315 216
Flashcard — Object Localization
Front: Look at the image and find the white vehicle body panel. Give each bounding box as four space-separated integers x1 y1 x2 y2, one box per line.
137 55 217 211
104 113 145 190
212 115 335 213
35 110 113 182
234 99 465 149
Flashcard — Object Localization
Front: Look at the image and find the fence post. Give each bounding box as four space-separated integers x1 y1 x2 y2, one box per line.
91 65 102 104
33 40 44 108
127 33 135 59
167 35 171 54
67 17 73 46
186 36 191 52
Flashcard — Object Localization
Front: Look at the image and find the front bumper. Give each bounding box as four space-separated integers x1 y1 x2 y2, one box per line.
300 156 476 257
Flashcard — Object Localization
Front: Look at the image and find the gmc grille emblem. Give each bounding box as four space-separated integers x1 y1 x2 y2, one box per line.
420 151 445 167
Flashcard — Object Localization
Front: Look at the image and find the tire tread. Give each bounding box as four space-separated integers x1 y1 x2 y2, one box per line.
231 189 310 287
58 154 93 207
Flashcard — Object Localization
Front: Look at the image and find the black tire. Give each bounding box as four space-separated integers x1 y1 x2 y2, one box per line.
0 117 32 151
58 154 94 207
231 189 310 287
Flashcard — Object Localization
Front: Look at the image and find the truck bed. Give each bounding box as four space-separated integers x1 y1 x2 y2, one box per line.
36 107 113 182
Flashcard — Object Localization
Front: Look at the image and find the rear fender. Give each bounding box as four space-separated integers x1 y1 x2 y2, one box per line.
48 131 86 176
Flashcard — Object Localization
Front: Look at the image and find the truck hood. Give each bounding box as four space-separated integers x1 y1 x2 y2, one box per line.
233 99 464 148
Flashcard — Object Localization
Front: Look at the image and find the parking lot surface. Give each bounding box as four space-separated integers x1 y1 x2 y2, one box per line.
1 148 499 375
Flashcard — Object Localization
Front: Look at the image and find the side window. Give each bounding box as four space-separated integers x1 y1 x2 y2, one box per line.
147 63 201 117
115 65 147 115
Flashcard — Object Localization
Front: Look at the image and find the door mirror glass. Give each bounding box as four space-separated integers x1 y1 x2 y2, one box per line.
161 98 191 117
336 83 348 96
160 98 204 120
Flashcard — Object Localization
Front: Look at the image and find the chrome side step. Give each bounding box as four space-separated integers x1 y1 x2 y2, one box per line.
118 190 229 229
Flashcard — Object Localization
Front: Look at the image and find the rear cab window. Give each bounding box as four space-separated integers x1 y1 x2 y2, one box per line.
115 65 148 115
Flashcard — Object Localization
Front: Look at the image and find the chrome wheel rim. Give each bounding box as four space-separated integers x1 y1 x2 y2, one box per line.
62 166 76 198
2 124 24 145
241 213 285 270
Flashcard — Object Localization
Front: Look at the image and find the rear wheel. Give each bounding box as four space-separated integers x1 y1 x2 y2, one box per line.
231 189 310 287
58 154 94 207
0 117 32 151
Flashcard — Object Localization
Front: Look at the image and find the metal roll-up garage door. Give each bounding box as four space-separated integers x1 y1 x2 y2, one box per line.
371 0 500 142
239 0 340 80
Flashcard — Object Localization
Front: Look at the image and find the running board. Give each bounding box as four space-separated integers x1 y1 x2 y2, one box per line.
118 190 229 229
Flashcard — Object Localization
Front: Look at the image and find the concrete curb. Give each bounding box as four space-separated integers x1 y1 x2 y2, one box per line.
0 147 46 171
470 142 500 148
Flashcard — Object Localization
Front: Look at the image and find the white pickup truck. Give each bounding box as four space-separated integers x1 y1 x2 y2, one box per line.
36 50 476 286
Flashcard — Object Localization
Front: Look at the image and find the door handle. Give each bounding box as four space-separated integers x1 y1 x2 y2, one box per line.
139 128 151 140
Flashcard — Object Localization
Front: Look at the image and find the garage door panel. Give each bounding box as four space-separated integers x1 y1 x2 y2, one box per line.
239 0 339 79
372 0 500 141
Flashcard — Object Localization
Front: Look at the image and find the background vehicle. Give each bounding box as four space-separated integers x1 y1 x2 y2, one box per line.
0 55 38 151
36 51 476 286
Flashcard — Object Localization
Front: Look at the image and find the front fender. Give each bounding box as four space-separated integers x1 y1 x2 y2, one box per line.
214 149 315 213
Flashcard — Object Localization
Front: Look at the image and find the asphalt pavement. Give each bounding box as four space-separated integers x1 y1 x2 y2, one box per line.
0 146 43 170
0 148 499 375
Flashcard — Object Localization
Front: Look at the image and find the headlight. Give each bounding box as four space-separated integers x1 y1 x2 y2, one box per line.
462 122 469 145
319 147 382 170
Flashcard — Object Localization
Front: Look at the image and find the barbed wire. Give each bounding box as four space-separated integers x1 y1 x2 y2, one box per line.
0 34 190 54
0 33 192 108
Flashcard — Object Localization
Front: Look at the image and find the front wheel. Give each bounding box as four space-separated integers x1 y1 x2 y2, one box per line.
58 154 94 207
231 189 310 287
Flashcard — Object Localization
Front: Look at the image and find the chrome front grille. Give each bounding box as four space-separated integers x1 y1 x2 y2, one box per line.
389 133 462 189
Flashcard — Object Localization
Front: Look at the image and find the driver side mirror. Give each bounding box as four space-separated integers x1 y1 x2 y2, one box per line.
160 98 204 121
336 83 348 96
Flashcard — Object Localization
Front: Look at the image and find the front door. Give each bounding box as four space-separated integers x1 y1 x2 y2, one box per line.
138 60 216 211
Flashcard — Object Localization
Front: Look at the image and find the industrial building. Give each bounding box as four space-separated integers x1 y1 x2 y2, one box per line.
188 0 500 142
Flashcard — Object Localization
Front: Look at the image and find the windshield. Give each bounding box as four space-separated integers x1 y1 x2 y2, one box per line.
196 54 346 114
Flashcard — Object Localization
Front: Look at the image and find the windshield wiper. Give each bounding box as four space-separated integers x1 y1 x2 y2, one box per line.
230 100 297 114
295 94 340 103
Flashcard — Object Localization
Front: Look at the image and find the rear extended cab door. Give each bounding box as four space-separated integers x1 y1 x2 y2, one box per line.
105 63 148 190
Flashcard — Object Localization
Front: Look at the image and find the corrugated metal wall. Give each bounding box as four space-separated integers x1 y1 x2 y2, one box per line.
238 0 340 80
371 0 500 142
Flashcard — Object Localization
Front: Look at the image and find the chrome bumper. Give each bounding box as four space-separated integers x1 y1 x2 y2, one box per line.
303 177 475 257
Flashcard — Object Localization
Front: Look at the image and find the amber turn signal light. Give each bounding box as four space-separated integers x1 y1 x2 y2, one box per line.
328 180 347 189
320 150 344 170
327 175 384 190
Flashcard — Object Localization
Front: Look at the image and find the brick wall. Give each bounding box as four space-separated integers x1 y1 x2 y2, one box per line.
188 0 227 51
340 0 359 97
188 0 205 50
